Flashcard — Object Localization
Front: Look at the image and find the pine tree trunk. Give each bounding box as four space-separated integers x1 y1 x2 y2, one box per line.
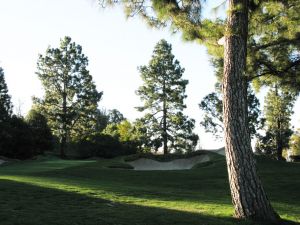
163 79 168 155
60 90 67 158
163 101 168 155
276 119 284 160
60 135 66 158
223 0 279 222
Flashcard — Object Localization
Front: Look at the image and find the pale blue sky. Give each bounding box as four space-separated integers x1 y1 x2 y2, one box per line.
0 0 299 149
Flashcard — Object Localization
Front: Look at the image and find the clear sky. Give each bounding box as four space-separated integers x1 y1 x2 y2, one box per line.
0 0 299 149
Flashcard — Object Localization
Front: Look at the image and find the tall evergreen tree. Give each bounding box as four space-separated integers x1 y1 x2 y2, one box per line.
136 40 198 154
256 85 296 160
100 0 280 221
35 36 102 158
0 67 12 122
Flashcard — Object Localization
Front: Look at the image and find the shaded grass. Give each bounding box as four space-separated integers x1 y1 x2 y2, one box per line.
0 154 299 225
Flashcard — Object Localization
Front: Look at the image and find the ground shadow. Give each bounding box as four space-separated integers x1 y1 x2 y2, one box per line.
0 179 265 225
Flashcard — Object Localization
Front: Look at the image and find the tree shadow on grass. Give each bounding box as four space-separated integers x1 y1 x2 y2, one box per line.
1 160 299 225
0 179 265 225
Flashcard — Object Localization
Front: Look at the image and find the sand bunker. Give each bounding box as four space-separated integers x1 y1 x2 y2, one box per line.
128 155 210 171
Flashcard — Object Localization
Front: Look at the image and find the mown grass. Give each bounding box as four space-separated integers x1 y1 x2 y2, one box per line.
0 153 299 225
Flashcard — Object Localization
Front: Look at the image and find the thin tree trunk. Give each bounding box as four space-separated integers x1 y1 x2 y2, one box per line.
275 86 284 161
163 79 168 155
223 0 279 222
60 89 67 158
276 119 284 160
60 135 66 158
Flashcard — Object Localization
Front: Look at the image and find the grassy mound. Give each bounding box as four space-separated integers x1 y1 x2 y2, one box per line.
0 155 299 225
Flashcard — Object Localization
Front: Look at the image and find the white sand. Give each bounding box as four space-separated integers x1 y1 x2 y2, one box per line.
128 155 210 171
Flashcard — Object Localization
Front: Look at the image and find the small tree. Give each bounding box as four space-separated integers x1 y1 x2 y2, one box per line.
136 39 198 154
35 36 102 157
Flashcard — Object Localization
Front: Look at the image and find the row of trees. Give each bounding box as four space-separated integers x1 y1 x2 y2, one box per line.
0 37 199 159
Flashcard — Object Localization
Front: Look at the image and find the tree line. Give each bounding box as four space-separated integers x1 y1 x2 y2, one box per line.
0 37 198 159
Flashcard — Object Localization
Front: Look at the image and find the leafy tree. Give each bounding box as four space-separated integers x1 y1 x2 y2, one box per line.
0 67 12 122
289 130 300 156
136 39 198 154
99 0 280 221
107 109 125 124
200 86 263 139
94 108 126 133
94 108 110 132
35 36 103 158
103 119 144 150
256 86 296 160
26 108 53 154
103 119 132 141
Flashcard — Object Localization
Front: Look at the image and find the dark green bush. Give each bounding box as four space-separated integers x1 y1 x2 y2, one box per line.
0 116 34 159
0 115 53 160
26 109 53 155
72 134 138 159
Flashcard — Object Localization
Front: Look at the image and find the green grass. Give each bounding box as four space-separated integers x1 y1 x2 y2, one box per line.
0 154 299 225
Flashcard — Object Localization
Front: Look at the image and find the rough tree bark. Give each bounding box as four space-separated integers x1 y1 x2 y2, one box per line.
223 0 280 222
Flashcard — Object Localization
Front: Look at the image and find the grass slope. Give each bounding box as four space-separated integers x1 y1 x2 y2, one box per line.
0 154 299 225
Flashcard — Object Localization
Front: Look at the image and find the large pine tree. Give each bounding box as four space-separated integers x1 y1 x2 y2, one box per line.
136 40 198 154
35 36 102 158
